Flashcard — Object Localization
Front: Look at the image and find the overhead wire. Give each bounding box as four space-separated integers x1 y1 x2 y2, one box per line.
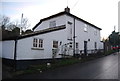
71 0 79 10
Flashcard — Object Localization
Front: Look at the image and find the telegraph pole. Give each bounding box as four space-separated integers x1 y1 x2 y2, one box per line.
20 13 23 35
114 25 116 32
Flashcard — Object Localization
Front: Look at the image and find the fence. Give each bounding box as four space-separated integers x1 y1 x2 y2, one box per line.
55 43 104 58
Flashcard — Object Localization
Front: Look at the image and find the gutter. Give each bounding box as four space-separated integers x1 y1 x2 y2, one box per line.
14 39 17 61
73 18 76 56
14 39 17 71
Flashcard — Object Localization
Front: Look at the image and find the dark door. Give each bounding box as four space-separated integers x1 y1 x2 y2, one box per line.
84 41 87 55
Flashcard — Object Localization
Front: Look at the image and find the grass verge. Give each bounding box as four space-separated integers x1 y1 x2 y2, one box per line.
3 50 116 79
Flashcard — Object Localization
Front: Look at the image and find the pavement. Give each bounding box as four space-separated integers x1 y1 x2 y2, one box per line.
15 52 119 79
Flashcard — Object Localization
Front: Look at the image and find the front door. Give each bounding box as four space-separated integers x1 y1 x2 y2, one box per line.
84 41 87 55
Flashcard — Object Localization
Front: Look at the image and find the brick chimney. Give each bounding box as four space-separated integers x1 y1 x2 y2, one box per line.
65 6 70 13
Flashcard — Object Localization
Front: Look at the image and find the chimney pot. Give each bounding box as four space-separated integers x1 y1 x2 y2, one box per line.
65 6 70 13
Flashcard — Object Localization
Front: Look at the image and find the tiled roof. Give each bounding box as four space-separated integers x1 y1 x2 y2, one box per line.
2 25 66 41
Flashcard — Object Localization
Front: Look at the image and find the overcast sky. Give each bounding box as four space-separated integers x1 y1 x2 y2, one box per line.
1 0 119 39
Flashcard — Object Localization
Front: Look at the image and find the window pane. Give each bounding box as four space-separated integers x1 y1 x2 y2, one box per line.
53 41 58 48
69 45 72 48
41 44 43 48
76 42 78 48
38 39 43 48
84 27 87 32
33 38 37 47
84 24 87 32
95 42 97 49
50 21 56 27
33 38 43 48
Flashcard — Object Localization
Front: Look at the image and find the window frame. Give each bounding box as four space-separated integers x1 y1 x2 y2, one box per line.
38 39 43 48
69 42 72 48
33 38 38 47
94 42 97 49
76 42 79 48
49 21 56 28
53 40 58 48
33 38 43 49
84 24 88 32
67 21 72 40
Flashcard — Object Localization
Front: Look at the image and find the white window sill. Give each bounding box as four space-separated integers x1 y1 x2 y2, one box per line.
31 48 44 50
52 48 58 50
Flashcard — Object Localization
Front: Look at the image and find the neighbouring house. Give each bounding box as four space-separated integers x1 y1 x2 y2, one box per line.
103 39 112 52
1 7 103 69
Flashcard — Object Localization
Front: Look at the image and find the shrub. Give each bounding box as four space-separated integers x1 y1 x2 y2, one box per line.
104 50 115 55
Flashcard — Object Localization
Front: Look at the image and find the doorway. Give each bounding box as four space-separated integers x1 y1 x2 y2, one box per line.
84 41 87 55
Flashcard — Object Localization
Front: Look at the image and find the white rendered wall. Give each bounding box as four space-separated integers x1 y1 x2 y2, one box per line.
2 40 15 59
34 15 66 31
66 15 102 52
0 41 2 58
34 13 102 51
98 42 104 49
75 20 101 51
16 14 102 60
16 28 67 60
16 37 44 60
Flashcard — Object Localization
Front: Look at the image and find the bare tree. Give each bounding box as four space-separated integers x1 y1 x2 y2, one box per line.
6 20 20 31
0 15 10 29
21 17 30 31
7 23 17 31
0 15 31 36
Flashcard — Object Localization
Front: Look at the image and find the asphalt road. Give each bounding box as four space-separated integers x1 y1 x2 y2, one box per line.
16 53 119 79
0 58 2 80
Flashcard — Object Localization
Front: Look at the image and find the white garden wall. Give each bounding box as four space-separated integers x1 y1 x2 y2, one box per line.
2 40 15 59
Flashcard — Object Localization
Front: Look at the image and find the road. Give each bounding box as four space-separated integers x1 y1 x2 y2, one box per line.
16 53 119 79
0 58 2 80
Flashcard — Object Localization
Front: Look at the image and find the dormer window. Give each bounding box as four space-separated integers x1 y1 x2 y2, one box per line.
49 21 56 28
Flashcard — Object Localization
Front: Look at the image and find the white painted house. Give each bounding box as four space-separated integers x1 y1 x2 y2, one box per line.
1 7 103 69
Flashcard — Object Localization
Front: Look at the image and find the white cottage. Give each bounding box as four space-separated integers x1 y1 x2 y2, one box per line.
1 7 103 69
